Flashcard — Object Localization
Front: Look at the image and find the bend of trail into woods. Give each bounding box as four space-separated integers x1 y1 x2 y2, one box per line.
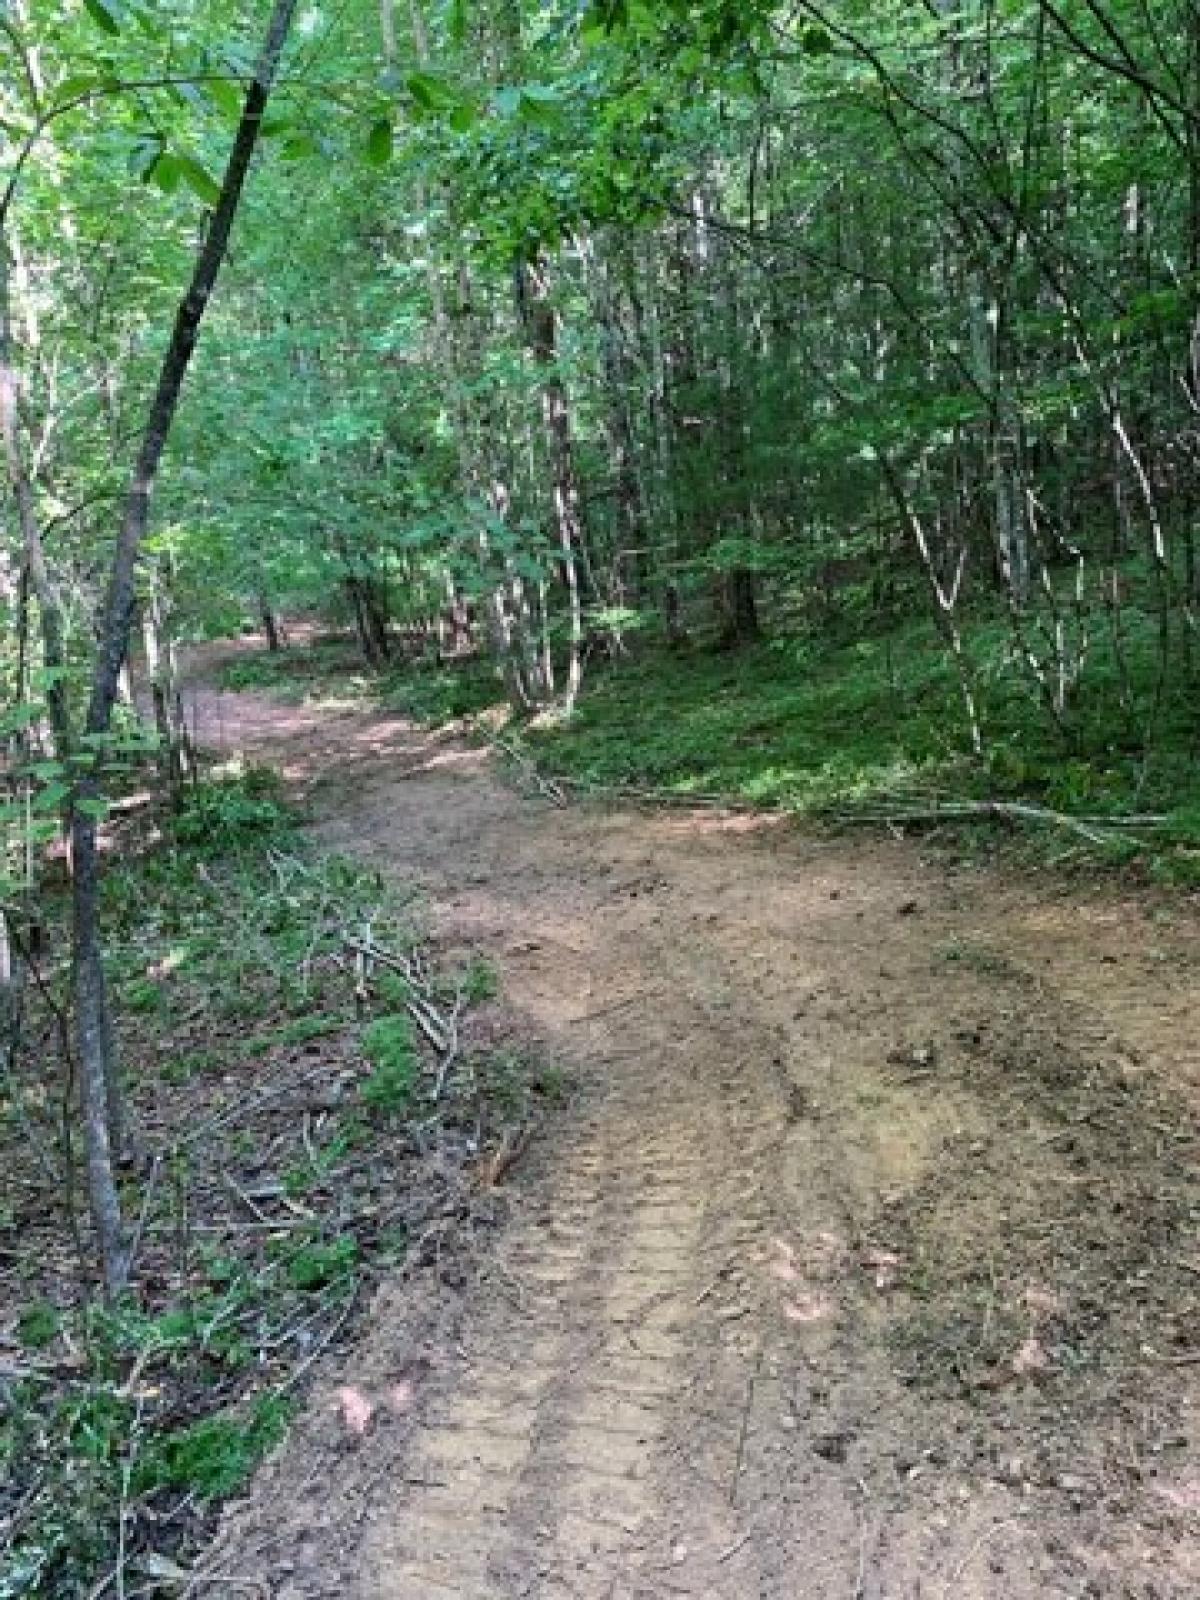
186 647 1200 1600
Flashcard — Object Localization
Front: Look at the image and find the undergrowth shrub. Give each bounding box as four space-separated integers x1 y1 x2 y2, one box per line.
360 1014 418 1114
133 1396 292 1500
173 769 292 847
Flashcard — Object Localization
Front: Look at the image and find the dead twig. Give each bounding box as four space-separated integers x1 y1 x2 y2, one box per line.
182 1576 270 1598
433 988 464 1101
221 1171 275 1225
939 1517 1022 1597
715 1525 754 1564
275 1277 361 1396
477 1121 535 1187
827 798 1165 846
344 935 451 1052
728 1350 762 1508
485 731 570 806
124 1155 163 1284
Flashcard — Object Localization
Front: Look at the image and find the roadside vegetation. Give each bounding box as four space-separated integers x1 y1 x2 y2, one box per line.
1 770 551 1596
218 565 1200 884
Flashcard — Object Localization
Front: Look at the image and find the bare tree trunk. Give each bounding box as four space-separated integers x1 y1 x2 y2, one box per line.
516 255 585 713
258 592 285 651
0 249 72 758
142 570 192 801
345 573 381 668
587 233 644 609
720 567 761 645
69 0 299 1296
879 453 985 756
363 575 392 663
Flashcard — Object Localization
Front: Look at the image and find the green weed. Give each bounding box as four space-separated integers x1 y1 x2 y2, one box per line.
134 1395 292 1500
243 1014 344 1057
173 769 293 848
375 970 411 1008
283 1235 358 1292
360 1014 418 1114
457 955 499 1004
17 1301 60 1350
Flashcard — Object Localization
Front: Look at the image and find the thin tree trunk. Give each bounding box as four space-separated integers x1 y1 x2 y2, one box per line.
69 0 299 1296
258 592 284 651
720 567 761 645
0 249 72 759
516 255 585 713
142 571 191 801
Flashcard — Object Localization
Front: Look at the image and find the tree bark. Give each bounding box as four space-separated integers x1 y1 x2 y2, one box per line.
516 255 585 713
258 592 285 651
142 569 192 802
719 567 761 645
69 0 299 1296
0 248 72 759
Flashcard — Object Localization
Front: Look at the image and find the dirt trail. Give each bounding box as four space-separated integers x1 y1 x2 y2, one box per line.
191 663 1200 1599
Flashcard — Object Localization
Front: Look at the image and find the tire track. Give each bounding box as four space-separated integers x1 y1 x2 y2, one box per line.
362 938 775 1598
192 663 1200 1600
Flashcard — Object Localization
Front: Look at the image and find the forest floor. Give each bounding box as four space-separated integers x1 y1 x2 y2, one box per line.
189 642 1200 1599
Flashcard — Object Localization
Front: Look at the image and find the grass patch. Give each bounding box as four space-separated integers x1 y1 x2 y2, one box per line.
214 597 1200 882
133 1396 293 1501
219 639 368 701
360 1014 419 1115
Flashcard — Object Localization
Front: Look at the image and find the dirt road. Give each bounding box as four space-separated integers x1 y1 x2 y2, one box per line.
193 669 1200 1598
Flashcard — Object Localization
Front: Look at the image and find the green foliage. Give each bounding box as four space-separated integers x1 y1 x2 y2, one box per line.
173 770 293 847
134 1396 292 1500
320 582 1198 879
243 1014 343 1056
375 970 411 1009
123 977 166 1013
283 1235 358 1292
360 1014 418 1115
458 956 499 1004
382 659 504 722
16 1301 61 1351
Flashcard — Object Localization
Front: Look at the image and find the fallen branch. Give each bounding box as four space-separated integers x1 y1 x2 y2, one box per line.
825 798 1166 846
433 988 464 1102
344 935 450 1052
477 1121 535 1187
485 731 570 807
344 935 469 1100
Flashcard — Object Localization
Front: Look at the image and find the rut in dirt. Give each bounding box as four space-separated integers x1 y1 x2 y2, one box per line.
195 679 1200 1600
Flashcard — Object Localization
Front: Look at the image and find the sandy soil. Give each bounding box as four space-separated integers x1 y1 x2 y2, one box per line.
187 655 1200 1598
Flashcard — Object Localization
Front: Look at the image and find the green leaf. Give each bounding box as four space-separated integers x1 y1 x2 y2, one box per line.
281 133 319 160
171 80 208 112
176 154 222 205
366 117 393 166
55 73 103 102
518 85 563 126
0 702 42 736
205 79 245 119
128 0 166 36
150 151 182 193
581 0 628 41
407 71 458 111
32 781 70 815
83 0 123 35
